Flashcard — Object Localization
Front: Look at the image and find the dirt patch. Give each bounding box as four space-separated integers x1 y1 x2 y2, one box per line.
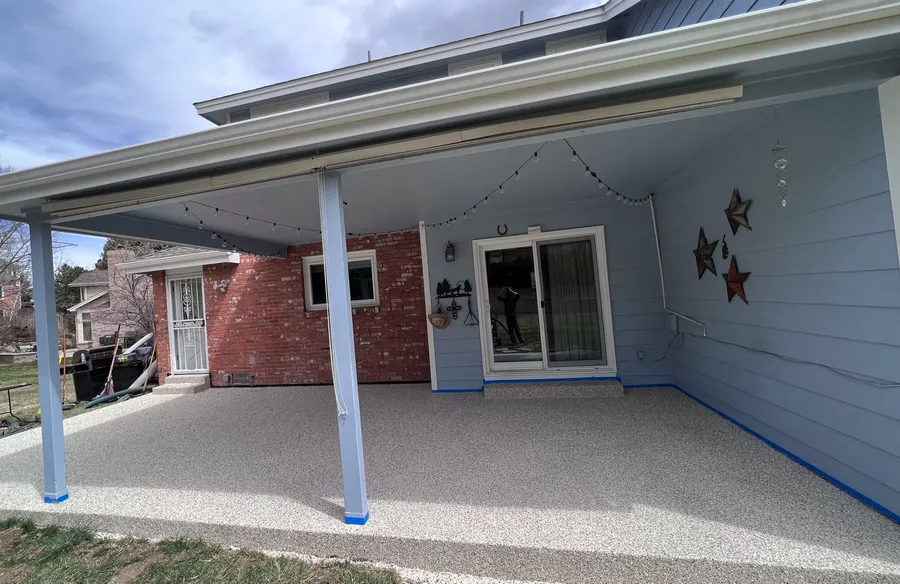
115 553 165 584
0 565 27 582
0 527 22 552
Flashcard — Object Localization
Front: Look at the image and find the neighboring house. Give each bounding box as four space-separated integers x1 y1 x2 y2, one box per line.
3 0 900 526
67 248 147 347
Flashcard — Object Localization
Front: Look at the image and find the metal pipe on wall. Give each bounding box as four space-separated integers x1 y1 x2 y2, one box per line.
648 194 707 337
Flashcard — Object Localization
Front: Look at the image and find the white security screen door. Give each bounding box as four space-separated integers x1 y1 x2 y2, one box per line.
167 275 209 373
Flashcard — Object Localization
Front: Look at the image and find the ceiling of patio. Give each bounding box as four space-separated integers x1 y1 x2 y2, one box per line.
83 102 765 249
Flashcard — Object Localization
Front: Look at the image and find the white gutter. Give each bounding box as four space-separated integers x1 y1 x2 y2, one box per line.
193 0 640 116
117 250 240 274
0 0 896 207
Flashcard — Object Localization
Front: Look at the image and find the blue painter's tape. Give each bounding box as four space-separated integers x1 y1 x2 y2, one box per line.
344 512 369 525
483 376 620 385
433 388 484 393
44 493 69 504
669 383 900 526
623 383 678 389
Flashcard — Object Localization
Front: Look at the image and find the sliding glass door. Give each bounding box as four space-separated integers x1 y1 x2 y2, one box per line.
475 227 613 377
539 238 605 366
483 246 543 370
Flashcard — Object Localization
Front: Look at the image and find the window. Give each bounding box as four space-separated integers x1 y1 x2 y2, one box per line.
81 312 92 342
303 250 378 310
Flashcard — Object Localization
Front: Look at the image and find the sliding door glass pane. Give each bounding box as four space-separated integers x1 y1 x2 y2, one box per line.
485 246 542 364
539 239 605 366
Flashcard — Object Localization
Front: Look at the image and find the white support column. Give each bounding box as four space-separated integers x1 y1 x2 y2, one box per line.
30 221 68 503
318 171 369 524
879 77 900 268
418 222 438 392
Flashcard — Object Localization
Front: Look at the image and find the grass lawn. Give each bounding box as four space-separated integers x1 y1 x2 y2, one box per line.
0 518 400 584
0 362 81 423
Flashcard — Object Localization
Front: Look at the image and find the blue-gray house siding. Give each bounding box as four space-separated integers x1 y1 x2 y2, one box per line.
622 0 804 37
655 89 900 518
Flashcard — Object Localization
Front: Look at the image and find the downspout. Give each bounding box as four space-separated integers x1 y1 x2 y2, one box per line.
649 194 707 337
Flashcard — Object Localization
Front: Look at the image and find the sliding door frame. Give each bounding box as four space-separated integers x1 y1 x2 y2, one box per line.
473 226 617 382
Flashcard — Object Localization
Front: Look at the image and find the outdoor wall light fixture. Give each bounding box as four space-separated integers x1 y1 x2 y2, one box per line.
212 280 230 293
445 242 456 262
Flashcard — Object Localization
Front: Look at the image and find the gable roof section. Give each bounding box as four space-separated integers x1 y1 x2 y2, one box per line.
192 0 641 123
69 270 108 287
67 290 109 312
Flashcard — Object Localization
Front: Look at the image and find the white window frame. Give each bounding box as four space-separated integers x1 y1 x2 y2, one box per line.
79 311 92 344
472 225 617 381
303 249 379 311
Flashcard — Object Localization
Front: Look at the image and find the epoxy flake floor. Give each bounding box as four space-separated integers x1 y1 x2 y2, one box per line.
0 385 898 583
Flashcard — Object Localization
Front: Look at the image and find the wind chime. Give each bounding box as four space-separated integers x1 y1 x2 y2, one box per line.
772 103 789 207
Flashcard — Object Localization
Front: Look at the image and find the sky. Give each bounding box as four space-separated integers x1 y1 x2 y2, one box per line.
0 0 597 268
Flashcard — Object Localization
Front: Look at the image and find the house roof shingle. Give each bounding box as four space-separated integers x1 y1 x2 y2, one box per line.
124 246 207 262
69 270 108 287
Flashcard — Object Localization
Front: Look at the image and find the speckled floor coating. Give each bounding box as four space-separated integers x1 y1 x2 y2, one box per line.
0 385 898 583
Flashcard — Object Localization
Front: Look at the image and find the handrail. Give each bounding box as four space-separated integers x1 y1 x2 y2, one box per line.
649 194 707 337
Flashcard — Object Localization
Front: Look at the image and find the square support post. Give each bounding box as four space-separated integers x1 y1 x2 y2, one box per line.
30 221 68 503
317 171 369 525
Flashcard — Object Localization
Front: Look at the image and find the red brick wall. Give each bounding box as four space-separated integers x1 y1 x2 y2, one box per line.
151 272 170 379
151 232 429 386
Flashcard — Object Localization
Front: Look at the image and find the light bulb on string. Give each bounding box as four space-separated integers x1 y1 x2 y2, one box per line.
183 206 190 217
616 194 623 201
214 208 220 218
221 241 227 248
571 151 578 163
498 185 504 195
515 171 520 181
244 217 250 226
462 213 468 220
584 167 591 177
271 223 277 232
211 232 217 240
198 221 204 230
471 206 477 214
533 152 539 164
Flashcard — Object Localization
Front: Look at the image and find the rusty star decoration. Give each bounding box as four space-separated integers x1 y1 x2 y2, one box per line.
692 228 719 279
724 188 752 235
723 256 751 304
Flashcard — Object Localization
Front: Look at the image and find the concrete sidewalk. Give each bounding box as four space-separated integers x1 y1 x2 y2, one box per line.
0 385 898 583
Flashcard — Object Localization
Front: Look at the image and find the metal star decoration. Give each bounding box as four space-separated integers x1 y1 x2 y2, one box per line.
724 188 752 235
723 256 751 304
692 228 719 279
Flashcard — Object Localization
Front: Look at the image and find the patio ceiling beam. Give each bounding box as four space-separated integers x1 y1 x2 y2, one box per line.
57 213 289 258
1 0 899 207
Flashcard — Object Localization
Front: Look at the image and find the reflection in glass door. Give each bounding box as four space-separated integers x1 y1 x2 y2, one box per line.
539 238 606 366
484 246 543 368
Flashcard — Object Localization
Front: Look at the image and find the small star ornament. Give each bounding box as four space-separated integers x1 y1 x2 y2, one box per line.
723 256 751 304
692 228 719 279
724 188 752 235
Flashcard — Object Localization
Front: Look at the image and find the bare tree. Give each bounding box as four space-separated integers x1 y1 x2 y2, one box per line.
95 243 157 336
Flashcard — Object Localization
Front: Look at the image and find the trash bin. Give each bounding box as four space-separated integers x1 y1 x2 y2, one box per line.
73 371 96 402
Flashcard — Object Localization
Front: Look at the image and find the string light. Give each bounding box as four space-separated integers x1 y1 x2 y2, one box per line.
214 208 220 218
183 206 190 217
183 139 649 241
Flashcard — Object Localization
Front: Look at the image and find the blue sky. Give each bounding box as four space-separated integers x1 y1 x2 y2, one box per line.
1 0 594 268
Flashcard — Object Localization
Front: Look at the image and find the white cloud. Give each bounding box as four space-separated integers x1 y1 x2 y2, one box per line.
0 0 603 170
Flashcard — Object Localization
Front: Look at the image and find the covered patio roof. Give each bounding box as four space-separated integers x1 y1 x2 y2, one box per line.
0 0 897 257
1 386 898 582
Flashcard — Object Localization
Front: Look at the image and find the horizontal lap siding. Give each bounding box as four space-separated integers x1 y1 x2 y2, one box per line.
426 200 674 391
623 0 801 36
655 89 900 516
